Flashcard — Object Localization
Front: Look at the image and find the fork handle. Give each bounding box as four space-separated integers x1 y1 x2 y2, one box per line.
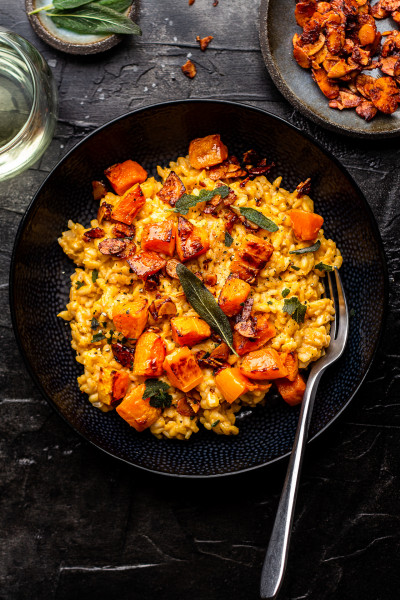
260 368 324 600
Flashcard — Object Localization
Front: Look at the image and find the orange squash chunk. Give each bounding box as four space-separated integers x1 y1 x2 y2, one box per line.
233 314 276 356
163 347 203 392
158 171 186 206
112 297 149 339
116 383 161 432
104 160 147 196
133 330 166 377
289 209 324 241
218 276 251 317
98 369 130 406
176 216 210 262
171 316 211 347
215 367 250 404
141 220 176 256
281 350 299 382
188 134 228 170
230 234 274 282
127 251 166 281
275 373 306 406
111 184 146 225
240 347 289 380
311 67 339 99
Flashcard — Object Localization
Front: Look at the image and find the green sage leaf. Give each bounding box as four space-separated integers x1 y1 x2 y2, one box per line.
91 332 106 343
143 379 172 409
281 288 290 298
176 263 237 355
48 4 141 35
239 207 278 232
174 185 230 215
92 268 99 282
315 262 333 271
53 0 92 9
290 240 321 255
98 0 132 11
224 231 233 247
282 296 307 325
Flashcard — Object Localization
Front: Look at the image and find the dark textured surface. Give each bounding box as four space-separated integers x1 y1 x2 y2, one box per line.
11 101 387 476
0 1 399 598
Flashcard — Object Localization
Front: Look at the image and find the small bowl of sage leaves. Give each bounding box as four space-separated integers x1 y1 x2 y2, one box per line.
25 0 140 55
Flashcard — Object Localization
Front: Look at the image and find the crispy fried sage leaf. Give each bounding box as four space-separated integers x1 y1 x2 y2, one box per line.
289 240 321 255
224 231 233 247
143 379 172 409
174 185 230 215
239 207 278 232
282 296 307 324
176 263 237 355
315 262 333 271
48 4 141 35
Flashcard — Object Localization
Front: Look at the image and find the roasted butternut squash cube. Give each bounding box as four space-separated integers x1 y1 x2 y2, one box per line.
281 350 299 382
289 209 324 241
233 313 276 356
141 220 176 256
111 184 146 225
105 160 147 196
188 134 228 170
127 251 166 281
275 373 306 406
163 347 203 392
230 234 273 282
240 347 289 380
157 171 186 206
176 216 210 262
116 383 161 432
218 276 251 317
112 297 149 339
133 330 166 377
215 367 250 404
171 316 211 347
98 369 130 406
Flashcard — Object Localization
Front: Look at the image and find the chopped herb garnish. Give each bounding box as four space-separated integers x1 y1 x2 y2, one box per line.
315 262 333 271
92 269 99 282
291 264 300 271
267 300 273 305
144 379 172 409
211 419 220 427
283 296 307 324
224 231 233 247
239 207 279 232
91 332 106 343
282 288 290 298
91 317 99 330
75 280 85 289
102 321 107 327
290 240 321 255
174 185 230 215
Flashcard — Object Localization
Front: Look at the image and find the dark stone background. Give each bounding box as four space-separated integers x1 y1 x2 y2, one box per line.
1 1 399 599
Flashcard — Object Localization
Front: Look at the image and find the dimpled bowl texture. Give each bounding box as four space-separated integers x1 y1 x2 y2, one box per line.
10 100 387 477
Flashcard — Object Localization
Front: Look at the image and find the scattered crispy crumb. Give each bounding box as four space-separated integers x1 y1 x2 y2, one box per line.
213 0 218 5
189 0 195 4
181 59 197 79
196 35 213 52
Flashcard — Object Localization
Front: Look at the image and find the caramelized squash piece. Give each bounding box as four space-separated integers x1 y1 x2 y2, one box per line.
98 369 130 406
240 347 289 380
141 220 176 256
127 251 166 280
176 396 196 417
171 316 211 347
289 209 324 241
281 351 299 382
276 373 306 406
215 367 250 404
105 160 147 196
188 134 228 170
133 330 166 377
112 297 149 339
111 184 146 225
230 234 274 282
176 216 210 262
158 171 186 206
295 0 317 27
116 383 161 432
311 67 340 99
218 276 251 317
163 347 203 392
368 76 399 114
233 313 276 356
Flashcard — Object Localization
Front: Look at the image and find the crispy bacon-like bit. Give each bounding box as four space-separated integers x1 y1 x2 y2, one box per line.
196 35 213 51
189 0 195 4
312 67 340 98
144 272 160 292
380 0 400 9
92 180 108 201
158 171 186 206
296 178 312 197
234 298 257 338
98 238 126 255
182 59 197 78
329 90 362 109
83 227 105 242
149 297 177 320
207 156 247 181
127 251 166 281
295 0 317 27
368 76 399 113
246 158 275 177
355 73 376 99
112 342 135 368
393 9 400 23
177 396 195 417
224 211 238 233
356 99 378 120
371 0 389 18
97 202 113 225
112 222 135 238
380 56 400 77
116 240 136 260
166 258 181 279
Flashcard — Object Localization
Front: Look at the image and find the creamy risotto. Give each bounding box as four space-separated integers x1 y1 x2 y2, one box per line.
58 134 342 440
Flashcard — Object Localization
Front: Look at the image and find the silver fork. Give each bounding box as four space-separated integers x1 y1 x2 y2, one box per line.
260 269 349 600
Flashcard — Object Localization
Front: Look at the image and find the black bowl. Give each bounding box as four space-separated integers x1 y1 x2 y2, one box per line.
10 100 388 477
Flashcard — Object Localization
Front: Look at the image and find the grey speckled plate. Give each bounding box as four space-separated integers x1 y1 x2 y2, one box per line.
259 0 400 138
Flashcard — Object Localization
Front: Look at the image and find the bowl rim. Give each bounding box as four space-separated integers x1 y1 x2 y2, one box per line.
259 0 400 140
9 98 389 478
